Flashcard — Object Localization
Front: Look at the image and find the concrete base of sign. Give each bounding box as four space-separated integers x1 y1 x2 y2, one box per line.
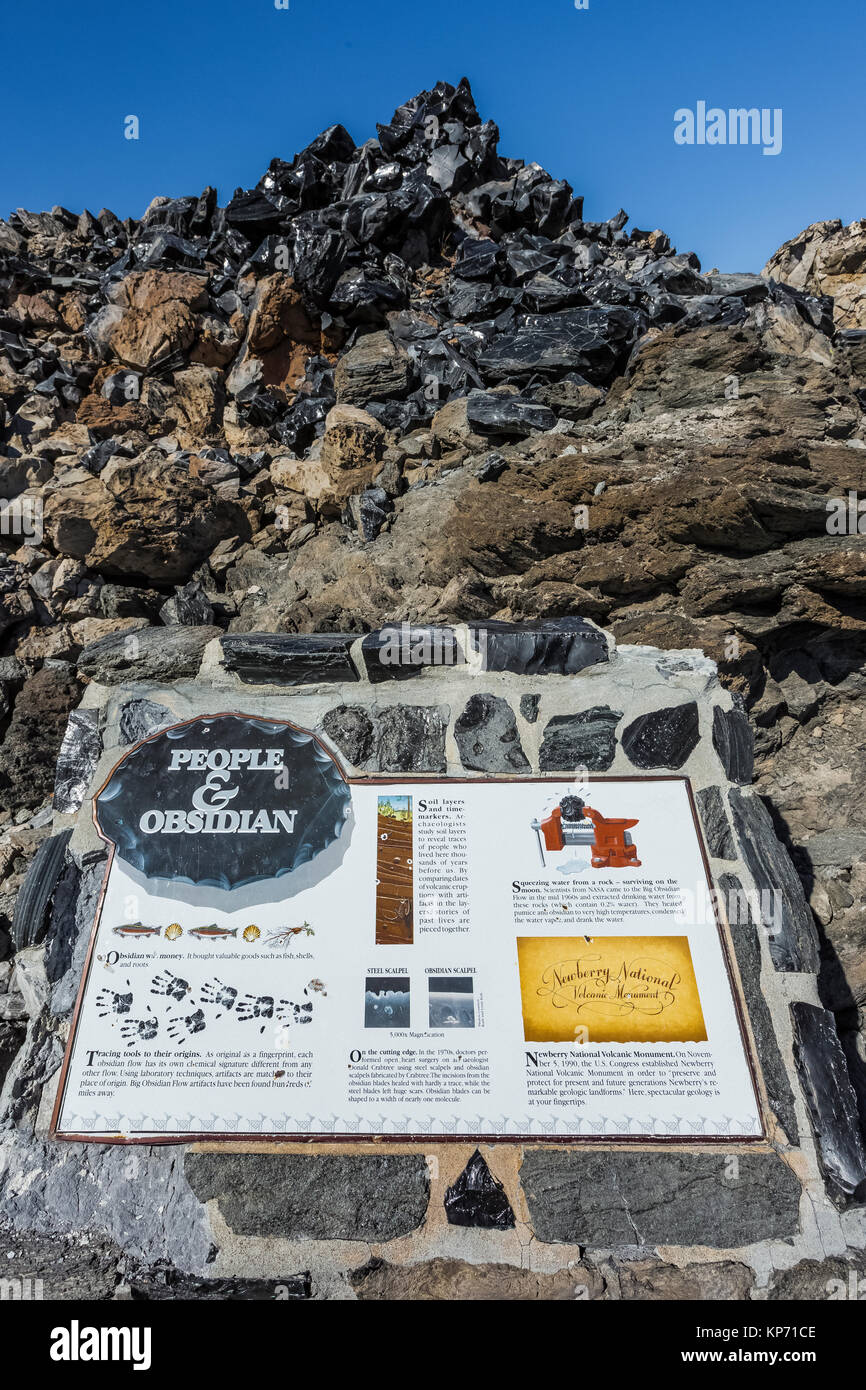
1 620 865 1299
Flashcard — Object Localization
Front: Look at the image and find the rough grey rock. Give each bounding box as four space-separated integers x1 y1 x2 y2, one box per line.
520 693 540 723
184 1153 429 1241
0 1131 212 1269
344 488 389 542
375 704 448 773
78 626 221 684
454 694 530 772
0 1023 24 1090
539 706 622 772
334 331 411 406
621 702 700 770
320 703 447 772
475 451 507 482
520 1150 802 1246
0 1014 65 1127
158 580 215 627
118 697 173 746
713 704 755 785
221 633 359 685
470 618 608 675
53 709 102 814
321 705 374 766
130 1269 311 1300
0 1219 310 1299
718 872 798 1142
790 1002 866 1204
766 1250 866 1300
697 785 736 860
728 789 820 974
802 830 866 869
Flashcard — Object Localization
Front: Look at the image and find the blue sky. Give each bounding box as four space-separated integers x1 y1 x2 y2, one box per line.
2 0 863 271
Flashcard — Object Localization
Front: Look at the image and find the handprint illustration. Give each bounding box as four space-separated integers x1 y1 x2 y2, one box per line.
200 979 238 1015
166 1008 207 1043
150 971 190 1002
96 988 133 1017
120 1016 158 1046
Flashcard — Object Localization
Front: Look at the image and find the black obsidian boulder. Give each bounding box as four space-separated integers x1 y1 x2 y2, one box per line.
712 704 754 785
468 618 608 675
621 702 700 769
221 634 359 686
477 306 642 384
466 389 556 436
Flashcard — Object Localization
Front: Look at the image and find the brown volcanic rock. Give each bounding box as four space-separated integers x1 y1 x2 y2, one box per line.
0 666 83 812
45 450 252 584
765 219 866 328
108 270 208 371
231 275 334 394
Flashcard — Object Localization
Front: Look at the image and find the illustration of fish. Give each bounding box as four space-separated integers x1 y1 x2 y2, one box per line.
112 924 161 939
188 925 239 940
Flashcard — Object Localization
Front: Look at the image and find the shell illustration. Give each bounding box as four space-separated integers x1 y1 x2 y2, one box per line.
165 923 183 941
243 924 261 943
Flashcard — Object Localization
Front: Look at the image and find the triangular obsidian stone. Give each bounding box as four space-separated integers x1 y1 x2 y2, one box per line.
444 1149 515 1229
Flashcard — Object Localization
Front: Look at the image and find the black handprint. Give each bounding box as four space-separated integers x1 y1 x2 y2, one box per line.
237 994 274 1022
150 971 190 1001
275 998 314 1024
120 1016 158 1046
166 1008 206 1042
96 988 133 1017
200 979 238 1015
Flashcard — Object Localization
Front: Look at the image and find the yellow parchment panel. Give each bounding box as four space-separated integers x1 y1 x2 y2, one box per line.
517 935 708 1044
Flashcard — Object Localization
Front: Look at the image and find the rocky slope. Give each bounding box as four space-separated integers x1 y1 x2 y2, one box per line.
1 77 865 1142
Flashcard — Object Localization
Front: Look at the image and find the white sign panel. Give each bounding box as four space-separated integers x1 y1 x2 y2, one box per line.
53 715 762 1142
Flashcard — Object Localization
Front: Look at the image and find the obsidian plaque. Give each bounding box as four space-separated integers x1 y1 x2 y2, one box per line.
95 714 351 890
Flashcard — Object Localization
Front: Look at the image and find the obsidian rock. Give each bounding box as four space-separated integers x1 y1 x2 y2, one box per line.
791 1003 866 1204
696 785 736 860
11 830 73 949
466 389 555 436
621 702 700 770
454 694 530 773
712 704 754 785
468 618 608 675
520 694 540 723
221 634 359 686
321 705 375 766
477 306 641 385
539 707 622 772
444 1150 515 1229
728 789 820 974
717 872 798 1143
53 709 102 815
360 626 461 682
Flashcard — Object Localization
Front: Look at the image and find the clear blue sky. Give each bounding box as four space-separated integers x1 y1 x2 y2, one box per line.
2 0 863 272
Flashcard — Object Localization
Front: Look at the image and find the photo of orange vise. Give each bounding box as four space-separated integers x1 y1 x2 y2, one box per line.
531 796 641 869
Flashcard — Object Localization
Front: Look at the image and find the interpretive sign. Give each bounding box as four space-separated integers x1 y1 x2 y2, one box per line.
52 714 763 1142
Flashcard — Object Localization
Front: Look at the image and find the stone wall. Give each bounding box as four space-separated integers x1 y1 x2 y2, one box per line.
1 617 865 1300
